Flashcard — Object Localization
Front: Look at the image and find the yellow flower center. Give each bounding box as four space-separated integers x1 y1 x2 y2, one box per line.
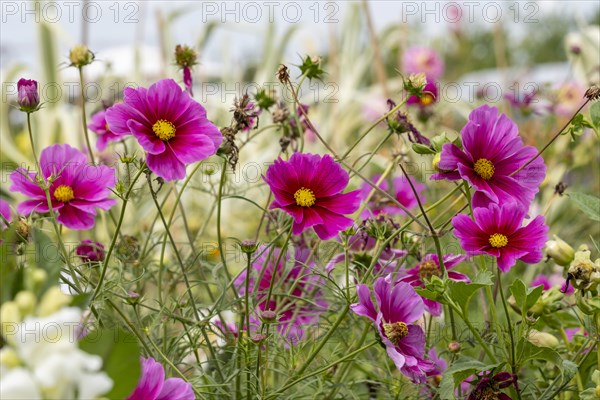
474 158 495 180
152 119 176 141
418 260 441 281
489 233 508 248
53 185 74 202
383 322 409 345
294 187 316 207
420 94 434 105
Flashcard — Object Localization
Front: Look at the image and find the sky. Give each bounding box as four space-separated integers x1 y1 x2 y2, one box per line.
0 1 598 73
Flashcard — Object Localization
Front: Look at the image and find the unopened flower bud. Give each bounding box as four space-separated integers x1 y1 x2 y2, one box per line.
260 310 277 323
37 287 71 317
126 291 140 305
76 239 105 263
527 329 559 348
545 235 574 267
14 218 30 243
26 268 47 292
174 44 198 68
239 240 259 254
116 235 140 262
69 45 94 67
0 302 20 339
14 291 37 317
250 333 267 344
585 84 600 101
17 78 40 113
448 342 461 353
0 348 21 368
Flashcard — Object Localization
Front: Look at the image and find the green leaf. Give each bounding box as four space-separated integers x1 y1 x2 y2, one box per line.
510 278 543 314
438 358 502 399
28 227 64 296
411 143 436 155
591 101 600 128
80 328 141 398
567 192 600 221
447 271 494 314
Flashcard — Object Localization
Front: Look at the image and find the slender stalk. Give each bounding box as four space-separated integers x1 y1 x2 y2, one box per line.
270 341 378 397
497 267 521 400
510 99 589 176
216 157 237 297
91 166 145 301
25 113 80 289
340 97 407 160
78 67 95 165
398 162 446 276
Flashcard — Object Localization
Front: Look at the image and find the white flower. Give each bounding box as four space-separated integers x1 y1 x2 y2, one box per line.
0 307 113 399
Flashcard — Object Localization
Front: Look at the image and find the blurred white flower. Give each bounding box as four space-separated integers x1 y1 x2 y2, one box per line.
565 25 600 85
0 307 112 399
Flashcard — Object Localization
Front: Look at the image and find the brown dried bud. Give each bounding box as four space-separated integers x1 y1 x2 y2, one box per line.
277 64 290 83
584 84 600 101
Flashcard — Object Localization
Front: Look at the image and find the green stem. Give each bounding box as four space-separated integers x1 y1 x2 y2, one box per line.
216 157 237 297
447 298 498 363
498 267 521 400
340 97 407 160
270 341 378 397
91 166 145 302
26 113 80 290
78 67 95 165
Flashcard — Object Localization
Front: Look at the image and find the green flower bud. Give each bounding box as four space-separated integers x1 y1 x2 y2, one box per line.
545 235 575 267
14 291 37 317
69 45 95 68
527 329 559 348
0 302 20 340
37 287 71 317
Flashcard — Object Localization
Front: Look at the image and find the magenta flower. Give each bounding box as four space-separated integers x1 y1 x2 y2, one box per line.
105 79 222 181
9 144 116 230
397 254 468 315
531 273 574 295
234 245 327 344
466 371 517 400
407 81 438 108
402 46 444 81
0 198 11 230
76 239 105 262
452 203 548 272
351 278 433 382
17 78 40 112
432 105 546 209
88 110 127 151
360 174 426 219
128 357 194 400
264 153 360 240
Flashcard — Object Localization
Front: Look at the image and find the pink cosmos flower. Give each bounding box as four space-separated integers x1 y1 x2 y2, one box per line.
531 272 573 294
466 371 517 400
402 46 444 81
0 198 11 229
407 81 439 108
396 254 468 316
552 82 586 117
432 105 546 209
264 153 361 240
452 203 548 272
17 78 40 112
9 144 116 230
326 230 407 275
76 239 105 262
105 79 222 181
127 357 194 400
88 110 127 151
360 175 426 219
234 245 327 344
351 278 433 382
